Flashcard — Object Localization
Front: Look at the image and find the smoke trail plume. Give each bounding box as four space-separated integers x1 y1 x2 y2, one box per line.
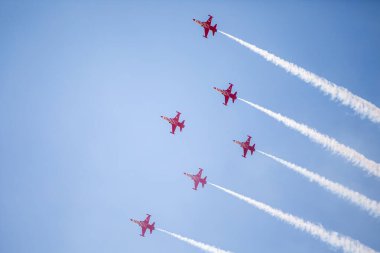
258 150 380 218
238 98 380 178
219 31 380 124
210 183 376 253
157 228 232 253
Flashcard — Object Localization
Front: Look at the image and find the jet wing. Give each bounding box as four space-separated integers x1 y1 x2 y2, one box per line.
194 180 200 190
243 148 248 157
196 169 203 177
227 84 233 92
174 112 181 121
144 215 151 223
224 95 230 105
204 28 210 38
171 124 177 134
206 16 213 24
141 227 147 237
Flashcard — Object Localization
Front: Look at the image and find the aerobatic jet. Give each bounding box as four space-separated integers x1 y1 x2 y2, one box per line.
161 111 185 134
193 15 217 38
184 168 207 190
233 135 256 158
130 214 155 237
213 83 238 106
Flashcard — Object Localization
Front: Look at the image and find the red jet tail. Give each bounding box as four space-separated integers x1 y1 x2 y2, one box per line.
149 222 155 234
201 176 207 188
179 120 185 132
250 144 256 155
231 92 237 103
212 24 217 35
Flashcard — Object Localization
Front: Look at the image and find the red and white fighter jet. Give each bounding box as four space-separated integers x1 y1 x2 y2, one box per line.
161 111 185 134
234 135 256 158
213 83 237 106
130 214 155 237
193 15 217 38
184 168 207 190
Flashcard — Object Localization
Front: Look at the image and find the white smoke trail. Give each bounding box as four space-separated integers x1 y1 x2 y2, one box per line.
210 183 377 253
219 31 380 124
238 98 380 178
157 228 232 253
258 150 380 218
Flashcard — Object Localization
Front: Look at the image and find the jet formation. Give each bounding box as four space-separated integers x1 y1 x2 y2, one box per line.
133 15 257 238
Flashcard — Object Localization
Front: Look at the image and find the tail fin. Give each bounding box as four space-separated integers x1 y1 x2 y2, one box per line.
231 92 237 103
180 120 185 131
251 144 256 154
212 24 217 35
202 176 207 187
150 222 155 234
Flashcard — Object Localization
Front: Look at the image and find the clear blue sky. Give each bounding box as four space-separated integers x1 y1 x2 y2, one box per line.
1 1 379 253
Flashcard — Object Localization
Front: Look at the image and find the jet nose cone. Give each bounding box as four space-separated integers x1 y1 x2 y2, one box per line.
192 18 195 21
